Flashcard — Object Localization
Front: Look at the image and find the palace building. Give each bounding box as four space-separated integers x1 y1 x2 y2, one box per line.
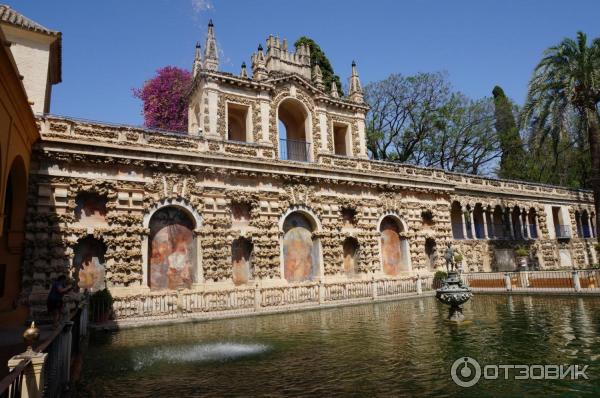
1 12 596 319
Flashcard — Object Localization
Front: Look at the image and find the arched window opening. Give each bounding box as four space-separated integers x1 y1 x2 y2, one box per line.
282 212 319 282
227 102 250 142
148 206 196 290
425 238 437 271
333 123 350 156
75 192 107 224
512 206 522 239
74 236 107 292
450 202 464 239
581 210 592 238
528 209 538 239
278 98 310 162
380 216 410 275
342 237 359 276
473 204 485 239
232 237 253 285
492 206 505 239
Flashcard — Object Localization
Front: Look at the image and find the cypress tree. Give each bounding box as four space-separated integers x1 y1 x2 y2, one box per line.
295 37 344 97
492 86 526 179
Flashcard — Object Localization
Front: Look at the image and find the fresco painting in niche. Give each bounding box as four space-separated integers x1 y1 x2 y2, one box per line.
74 236 106 292
283 212 317 282
75 193 107 224
232 238 252 285
343 238 359 276
380 217 402 276
149 207 196 290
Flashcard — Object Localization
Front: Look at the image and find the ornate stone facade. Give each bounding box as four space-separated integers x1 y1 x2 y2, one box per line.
21 22 597 317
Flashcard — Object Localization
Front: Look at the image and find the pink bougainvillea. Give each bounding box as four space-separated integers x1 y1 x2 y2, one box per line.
133 66 192 132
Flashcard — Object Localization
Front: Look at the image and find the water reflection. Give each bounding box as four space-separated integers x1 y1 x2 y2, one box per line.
77 295 600 397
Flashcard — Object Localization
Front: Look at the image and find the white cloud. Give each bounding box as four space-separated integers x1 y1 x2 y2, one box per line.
191 0 214 13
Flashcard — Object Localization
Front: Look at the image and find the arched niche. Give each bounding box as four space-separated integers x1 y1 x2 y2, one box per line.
148 206 197 290
74 236 107 292
425 238 437 271
278 97 310 161
379 214 411 275
232 237 253 285
342 237 359 276
281 210 321 282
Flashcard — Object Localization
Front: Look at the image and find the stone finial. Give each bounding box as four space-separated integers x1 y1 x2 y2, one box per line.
252 44 267 81
313 64 325 91
348 60 364 103
240 62 248 78
203 19 219 71
192 42 202 77
330 80 340 98
282 38 288 52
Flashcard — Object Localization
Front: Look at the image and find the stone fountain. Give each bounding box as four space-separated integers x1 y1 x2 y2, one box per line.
437 244 473 323
436 271 473 323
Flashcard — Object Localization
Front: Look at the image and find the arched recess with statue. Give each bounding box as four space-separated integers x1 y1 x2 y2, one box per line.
378 214 411 275
142 200 202 290
279 207 322 282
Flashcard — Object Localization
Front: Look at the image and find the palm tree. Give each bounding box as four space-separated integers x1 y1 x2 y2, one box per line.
522 32 600 241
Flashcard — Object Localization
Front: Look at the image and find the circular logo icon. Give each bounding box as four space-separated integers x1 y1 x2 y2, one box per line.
451 357 481 387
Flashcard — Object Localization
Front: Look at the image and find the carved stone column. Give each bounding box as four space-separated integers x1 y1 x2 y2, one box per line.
469 208 476 239
461 206 468 239
482 208 489 239
507 208 515 239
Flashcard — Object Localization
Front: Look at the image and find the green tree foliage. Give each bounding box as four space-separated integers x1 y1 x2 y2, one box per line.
295 37 343 96
492 86 526 179
522 31 600 240
364 72 500 174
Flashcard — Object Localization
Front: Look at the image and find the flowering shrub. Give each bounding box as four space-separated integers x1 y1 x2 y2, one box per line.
133 66 192 132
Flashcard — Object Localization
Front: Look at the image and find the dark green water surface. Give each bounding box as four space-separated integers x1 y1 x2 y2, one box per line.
76 295 600 397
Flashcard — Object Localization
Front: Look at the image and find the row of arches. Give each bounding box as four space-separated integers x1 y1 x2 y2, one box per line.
575 210 597 239
71 206 413 291
451 202 539 240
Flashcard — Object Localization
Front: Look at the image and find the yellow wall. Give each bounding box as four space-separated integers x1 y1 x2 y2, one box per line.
0 29 39 326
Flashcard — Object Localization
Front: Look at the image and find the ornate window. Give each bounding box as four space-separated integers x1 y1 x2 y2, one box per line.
75 192 107 224
74 236 106 292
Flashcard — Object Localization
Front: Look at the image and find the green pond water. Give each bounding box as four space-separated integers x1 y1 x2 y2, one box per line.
76 295 600 397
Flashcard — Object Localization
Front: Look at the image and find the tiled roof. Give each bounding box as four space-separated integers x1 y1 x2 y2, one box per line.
0 4 59 36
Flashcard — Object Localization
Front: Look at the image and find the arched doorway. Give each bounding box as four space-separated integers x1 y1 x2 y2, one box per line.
342 237 359 276
148 206 197 290
74 236 107 292
282 211 320 282
0 156 27 311
379 215 411 275
232 237 253 285
278 98 310 161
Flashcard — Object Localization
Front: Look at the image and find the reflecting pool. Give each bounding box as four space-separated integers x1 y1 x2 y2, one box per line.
76 295 600 397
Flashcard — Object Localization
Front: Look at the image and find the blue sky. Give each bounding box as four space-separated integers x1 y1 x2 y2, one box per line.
13 0 600 125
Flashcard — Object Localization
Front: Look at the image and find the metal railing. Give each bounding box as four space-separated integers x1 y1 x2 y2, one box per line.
89 277 433 325
0 300 89 398
279 139 310 162
555 225 571 239
462 269 600 293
